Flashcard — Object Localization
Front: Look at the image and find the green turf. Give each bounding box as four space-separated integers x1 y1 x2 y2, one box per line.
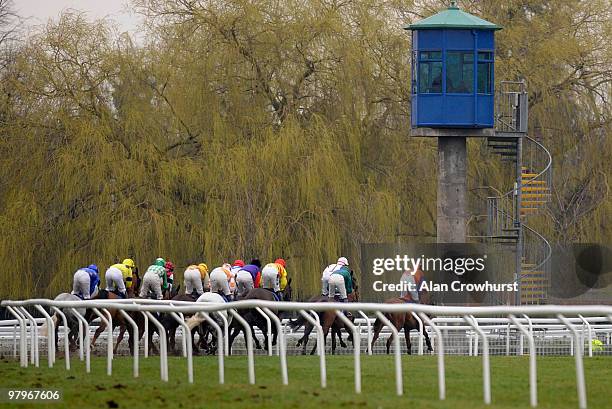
0 355 610 408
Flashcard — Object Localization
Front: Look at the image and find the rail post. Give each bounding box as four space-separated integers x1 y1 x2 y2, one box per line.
509 314 537 407
19 307 39 367
77 318 83 361
464 315 491 405
51 307 70 370
6 306 27 367
375 311 403 396
199 312 225 385
469 315 480 356
420 313 445 401
358 311 372 355
255 306 273 356
578 315 592 357
309 310 322 356
35 305 55 367
557 314 586 409
178 311 187 358
261 307 288 385
217 311 229 357
70 308 90 373
144 311 168 382
299 310 327 388
336 311 361 394
143 312 149 358
118 310 139 378
170 312 193 383
412 312 425 355
91 308 113 376
229 309 255 384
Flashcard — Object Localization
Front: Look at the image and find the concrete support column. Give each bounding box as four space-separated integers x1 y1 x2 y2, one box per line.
437 136 467 243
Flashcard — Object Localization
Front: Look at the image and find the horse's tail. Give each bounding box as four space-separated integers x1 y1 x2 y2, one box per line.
186 314 205 331
40 314 58 337
288 315 306 331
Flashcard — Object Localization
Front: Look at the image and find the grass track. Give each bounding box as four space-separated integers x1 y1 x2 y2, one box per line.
0 355 610 408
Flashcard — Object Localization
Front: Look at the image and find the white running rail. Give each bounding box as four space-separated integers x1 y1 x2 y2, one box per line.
2 299 612 408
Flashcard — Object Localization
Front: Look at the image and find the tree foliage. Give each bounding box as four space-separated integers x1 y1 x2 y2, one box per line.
0 0 610 298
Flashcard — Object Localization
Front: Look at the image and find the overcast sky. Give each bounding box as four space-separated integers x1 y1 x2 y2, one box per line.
16 0 141 34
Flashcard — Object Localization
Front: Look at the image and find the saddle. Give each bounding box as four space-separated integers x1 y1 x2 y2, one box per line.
215 291 231 302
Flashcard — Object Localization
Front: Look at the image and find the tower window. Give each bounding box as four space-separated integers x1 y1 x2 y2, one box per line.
477 51 494 94
446 51 474 93
418 50 442 93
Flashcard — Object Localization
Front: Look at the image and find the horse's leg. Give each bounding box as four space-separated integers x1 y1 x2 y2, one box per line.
271 316 278 347
148 326 159 355
228 324 241 356
90 321 107 347
91 321 106 348
256 319 271 352
335 322 348 348
125 324 135 355
403 325 412 355
54 318 60 353
191 327 200 354
331 325 337 355
301 323 314 355
168 322 178 355
114 324 126 354
423 325 433 352
370 318 384 351
251 323 263 350
323 314 335 355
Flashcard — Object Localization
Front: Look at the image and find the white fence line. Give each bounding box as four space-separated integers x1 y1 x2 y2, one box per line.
2 299 612 408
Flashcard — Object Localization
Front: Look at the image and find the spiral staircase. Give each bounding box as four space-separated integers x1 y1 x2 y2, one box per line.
474 81 553 305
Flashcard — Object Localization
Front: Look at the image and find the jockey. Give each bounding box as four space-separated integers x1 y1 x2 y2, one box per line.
105 258 136 298
72 264 100 299
165 261 175 292
261 258 288 296
236 259 261 297
321 257 348 296
229 260 244 295
321 257 348 297
209 264 233 301
328 259 353 302
184 262 209 296
139 258 168 300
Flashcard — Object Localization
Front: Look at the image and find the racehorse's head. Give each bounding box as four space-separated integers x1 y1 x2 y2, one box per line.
127 267 141 298
163 284 180 300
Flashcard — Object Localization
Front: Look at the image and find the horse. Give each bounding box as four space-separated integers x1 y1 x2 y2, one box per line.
227 279 293 354
40 293 86 353
128 283 181 355
184 292 234 355
88 269 142 353
290 273 359 355
157 291 206 355
369 268 433 354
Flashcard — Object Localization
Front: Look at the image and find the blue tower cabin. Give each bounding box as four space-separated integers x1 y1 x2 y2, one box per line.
407 2 501 128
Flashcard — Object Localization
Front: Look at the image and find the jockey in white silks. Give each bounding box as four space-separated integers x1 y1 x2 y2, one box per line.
321 257 348 296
